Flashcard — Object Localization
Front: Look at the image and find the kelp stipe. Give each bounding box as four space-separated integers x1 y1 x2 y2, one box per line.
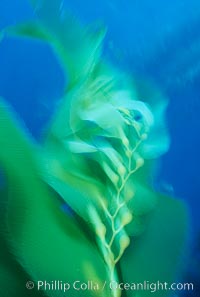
0 1 189 297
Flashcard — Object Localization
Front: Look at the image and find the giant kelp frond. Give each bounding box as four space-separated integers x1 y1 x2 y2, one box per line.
28 9 169 291
19 0 171 292
1 1 188 297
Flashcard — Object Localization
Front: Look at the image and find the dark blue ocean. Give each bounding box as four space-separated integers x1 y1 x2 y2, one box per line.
0 1 200 295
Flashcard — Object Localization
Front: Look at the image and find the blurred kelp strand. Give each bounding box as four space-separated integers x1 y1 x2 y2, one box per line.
0 97 111 297
0 1 189 297
9 0 107 89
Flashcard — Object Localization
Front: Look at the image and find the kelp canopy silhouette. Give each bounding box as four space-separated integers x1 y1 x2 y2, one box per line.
0 1 188 297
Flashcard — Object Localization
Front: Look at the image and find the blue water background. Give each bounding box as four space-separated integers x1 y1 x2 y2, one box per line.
0 0 200 293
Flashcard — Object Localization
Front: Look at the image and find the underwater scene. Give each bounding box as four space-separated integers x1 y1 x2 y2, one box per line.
0 0 200 297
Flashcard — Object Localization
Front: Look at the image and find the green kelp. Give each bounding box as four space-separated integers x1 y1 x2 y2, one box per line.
0 1 188 297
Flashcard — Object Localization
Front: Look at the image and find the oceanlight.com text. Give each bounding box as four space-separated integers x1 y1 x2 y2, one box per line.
26 280 194 293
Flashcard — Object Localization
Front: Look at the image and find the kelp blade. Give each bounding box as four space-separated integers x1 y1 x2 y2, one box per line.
0 98 111 297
